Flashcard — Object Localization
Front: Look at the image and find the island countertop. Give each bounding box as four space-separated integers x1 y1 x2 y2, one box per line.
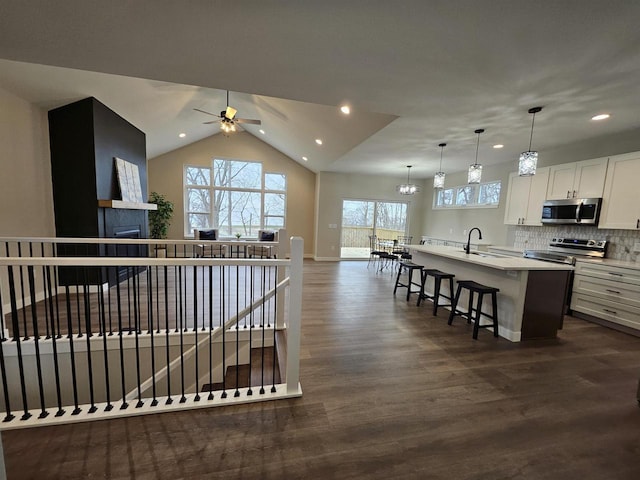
409 245 574 271
408 245 573 342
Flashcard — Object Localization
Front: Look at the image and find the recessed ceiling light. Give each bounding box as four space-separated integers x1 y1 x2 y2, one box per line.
591 113 610 121
493 144 504 149
179 133 186 138
302 156 308 161
259 129 265 134
315 139 323 145
340 105 350 114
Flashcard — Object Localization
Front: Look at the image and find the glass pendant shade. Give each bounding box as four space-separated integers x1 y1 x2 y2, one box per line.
468 164 482 184
468 129 484 184
518 150 538 176
434 142 447 189
519 106 542 176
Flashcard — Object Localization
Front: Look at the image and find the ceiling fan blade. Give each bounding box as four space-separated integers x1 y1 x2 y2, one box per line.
203 120 218 125
235 118 261 125
225 106 237 120
194 108 220 117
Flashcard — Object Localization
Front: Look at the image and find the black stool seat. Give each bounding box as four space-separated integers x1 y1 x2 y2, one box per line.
417 269 455 316
393 261 423 301
448 280 500 339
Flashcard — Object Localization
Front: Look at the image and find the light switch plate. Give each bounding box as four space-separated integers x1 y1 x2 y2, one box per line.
633 242 640 253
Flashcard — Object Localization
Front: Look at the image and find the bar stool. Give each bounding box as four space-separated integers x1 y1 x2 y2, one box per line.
447 280 499 339
393 261 423 301
417 269 455 315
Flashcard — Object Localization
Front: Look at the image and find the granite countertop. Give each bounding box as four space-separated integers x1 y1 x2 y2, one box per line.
488 245 640 270
409 245 574 272
575 257 640 269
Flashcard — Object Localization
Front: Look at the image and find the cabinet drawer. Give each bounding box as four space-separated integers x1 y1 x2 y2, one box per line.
572 274 640 308
574 261 640 287
571 293 640 331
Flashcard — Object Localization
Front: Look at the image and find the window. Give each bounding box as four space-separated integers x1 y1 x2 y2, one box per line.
340 199 408 258
433 180 501 209
184 160 286 236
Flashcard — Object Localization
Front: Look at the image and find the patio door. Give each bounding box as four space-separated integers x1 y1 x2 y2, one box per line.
340 200 408 258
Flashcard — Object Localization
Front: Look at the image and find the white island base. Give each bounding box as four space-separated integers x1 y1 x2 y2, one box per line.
409 245 574 342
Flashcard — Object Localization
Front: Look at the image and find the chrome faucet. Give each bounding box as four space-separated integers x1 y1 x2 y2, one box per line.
465 227 482 254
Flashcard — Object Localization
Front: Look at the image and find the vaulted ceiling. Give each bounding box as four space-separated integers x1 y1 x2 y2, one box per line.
1 1 640 179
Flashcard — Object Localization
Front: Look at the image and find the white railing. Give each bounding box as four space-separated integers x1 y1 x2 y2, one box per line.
0 236 303 431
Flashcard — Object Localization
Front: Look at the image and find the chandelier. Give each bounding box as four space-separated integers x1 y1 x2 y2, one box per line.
397 165 419 195
433 142 447 189
468 129 484 184
519 106 543 176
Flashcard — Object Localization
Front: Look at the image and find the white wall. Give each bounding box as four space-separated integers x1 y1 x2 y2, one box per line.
148 131 317 255
0 87 54 236
315 171 426 260
421 163 510 247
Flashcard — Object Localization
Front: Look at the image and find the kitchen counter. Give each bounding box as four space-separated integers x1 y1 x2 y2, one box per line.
411 245 573 271
409 245 573 342
576 257 640 269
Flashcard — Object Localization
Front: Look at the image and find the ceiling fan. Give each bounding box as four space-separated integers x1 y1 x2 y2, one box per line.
194 90 261 133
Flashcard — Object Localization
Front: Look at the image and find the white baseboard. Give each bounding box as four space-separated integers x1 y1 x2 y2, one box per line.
313 256 341 262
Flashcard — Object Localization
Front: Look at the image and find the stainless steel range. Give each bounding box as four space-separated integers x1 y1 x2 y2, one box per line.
524 238 608 265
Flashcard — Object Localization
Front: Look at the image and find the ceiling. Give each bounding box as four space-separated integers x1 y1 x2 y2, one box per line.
1 1 640 179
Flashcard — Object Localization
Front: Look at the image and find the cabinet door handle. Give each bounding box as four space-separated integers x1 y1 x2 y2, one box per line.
637 218 639 229
566 190 571 198
605 289 621 294
572 190 577 198
603 308 618 315
608 272 624 277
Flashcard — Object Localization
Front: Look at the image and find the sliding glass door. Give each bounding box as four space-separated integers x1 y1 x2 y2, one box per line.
340 200 408 258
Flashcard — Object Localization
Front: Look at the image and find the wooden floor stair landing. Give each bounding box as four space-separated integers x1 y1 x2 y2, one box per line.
202 346 281 392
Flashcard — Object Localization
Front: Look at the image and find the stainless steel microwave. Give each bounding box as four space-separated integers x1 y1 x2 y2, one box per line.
541 198 602 225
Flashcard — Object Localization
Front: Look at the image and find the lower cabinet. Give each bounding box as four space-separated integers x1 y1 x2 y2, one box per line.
571 261 640 331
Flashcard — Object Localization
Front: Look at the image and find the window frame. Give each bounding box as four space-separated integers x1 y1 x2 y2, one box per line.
183 159 287 237
432 180 501 209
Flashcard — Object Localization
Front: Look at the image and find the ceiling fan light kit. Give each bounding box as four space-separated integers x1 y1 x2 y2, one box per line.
397 165 419 195
194 90 261 136
468 128 485 184
433 142 447 189
518 106 543 176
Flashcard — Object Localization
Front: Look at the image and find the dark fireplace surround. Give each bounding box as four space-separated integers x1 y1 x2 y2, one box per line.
49 97 149 286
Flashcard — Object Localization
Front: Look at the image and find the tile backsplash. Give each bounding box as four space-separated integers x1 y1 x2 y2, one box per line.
514 226 640 263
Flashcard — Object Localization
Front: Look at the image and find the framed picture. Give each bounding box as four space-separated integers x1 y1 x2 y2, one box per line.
115 157 143 203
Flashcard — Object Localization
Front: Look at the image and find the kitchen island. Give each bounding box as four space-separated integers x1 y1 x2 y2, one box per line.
409 245 574 342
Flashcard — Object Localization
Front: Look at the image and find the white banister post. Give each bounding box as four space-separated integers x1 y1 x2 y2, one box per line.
286 236 303 395
276 228 288 329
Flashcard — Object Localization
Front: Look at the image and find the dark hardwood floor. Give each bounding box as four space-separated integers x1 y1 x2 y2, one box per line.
3 260 640 479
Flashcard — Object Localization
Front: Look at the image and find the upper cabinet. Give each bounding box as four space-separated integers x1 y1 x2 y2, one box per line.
546 157 608 200
504 167 550 226
598 152 640 230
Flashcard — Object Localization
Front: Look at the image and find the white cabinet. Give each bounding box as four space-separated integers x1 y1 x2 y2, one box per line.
503 167 549 225
598 152 640 230
571 261 640 332
546 157 608 200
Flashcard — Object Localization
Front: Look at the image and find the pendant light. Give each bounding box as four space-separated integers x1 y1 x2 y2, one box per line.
397 165 419 195
433 143 447 189
518 106 543 176
468 129 484 184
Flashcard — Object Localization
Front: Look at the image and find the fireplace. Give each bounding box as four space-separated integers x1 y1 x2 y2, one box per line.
110 226 147 285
